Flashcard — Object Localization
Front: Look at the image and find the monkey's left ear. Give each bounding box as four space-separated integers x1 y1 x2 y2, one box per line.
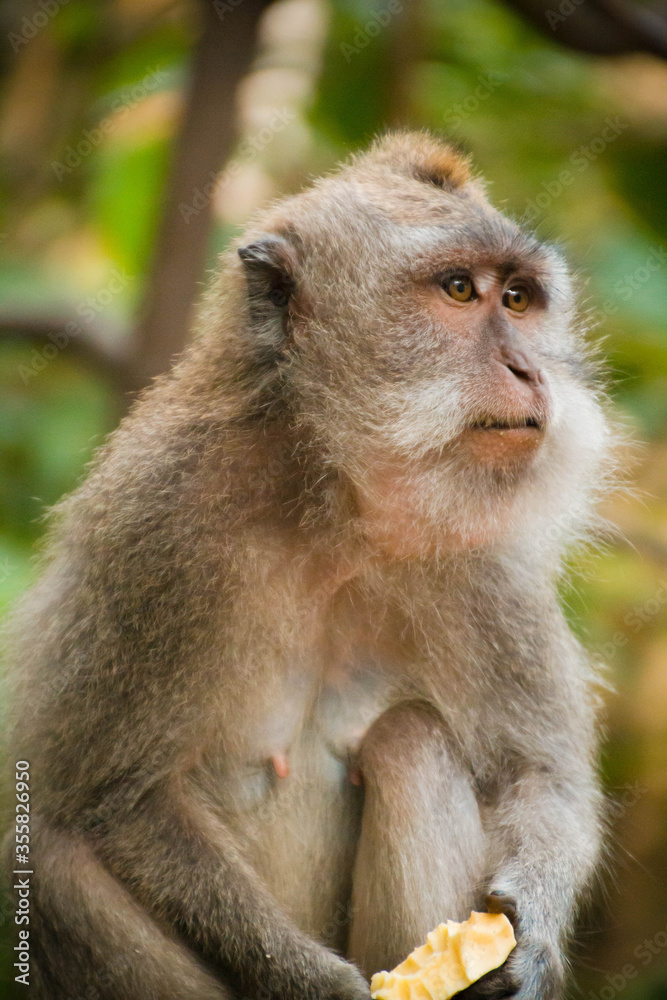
238 234 299 354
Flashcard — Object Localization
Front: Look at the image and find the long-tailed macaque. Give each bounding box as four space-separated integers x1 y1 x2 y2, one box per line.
6 132 615 1000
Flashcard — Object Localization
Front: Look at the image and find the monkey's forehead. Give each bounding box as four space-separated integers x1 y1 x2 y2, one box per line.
265 179 564 286
399 217 565 279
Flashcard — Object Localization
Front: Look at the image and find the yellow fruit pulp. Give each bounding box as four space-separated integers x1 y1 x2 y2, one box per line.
369 911 516 1000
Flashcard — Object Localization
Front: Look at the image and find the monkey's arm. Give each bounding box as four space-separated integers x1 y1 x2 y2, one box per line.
489 762 600 935
92 778 369 1000
474 756 601 1000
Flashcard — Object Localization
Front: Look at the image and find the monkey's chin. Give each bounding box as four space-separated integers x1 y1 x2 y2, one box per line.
457 425 544 470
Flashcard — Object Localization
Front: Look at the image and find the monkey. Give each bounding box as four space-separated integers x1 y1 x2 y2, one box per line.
4 131 617 1000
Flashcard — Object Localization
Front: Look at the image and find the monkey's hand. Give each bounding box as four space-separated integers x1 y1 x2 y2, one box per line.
454 938 564 1000
324 959 372 1000
249 936 370 1000
455 893 564 1000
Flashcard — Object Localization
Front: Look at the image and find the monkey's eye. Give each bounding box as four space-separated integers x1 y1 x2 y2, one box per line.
503 286 530 312
443 274 476 302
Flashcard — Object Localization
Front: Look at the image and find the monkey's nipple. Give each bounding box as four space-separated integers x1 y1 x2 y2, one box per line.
348 766 364 786
271 753 290 779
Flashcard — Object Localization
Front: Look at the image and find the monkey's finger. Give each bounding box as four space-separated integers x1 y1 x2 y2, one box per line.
454 963 520 1000
485 890 519 930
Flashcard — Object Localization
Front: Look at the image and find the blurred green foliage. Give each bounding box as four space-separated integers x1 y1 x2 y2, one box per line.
0 0 665 996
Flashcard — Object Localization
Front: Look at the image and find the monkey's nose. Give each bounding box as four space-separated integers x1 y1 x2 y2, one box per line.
494 347 543 389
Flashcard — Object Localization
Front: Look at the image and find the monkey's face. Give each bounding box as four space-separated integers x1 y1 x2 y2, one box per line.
237 135 612 557
414 255 553 473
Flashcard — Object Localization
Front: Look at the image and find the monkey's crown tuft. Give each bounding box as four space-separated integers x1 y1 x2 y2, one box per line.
365 131 471 191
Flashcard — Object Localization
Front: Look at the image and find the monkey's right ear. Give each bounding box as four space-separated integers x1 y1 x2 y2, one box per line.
238 235 299 355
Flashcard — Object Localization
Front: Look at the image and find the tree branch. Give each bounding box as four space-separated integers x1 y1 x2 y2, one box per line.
504 0 667 58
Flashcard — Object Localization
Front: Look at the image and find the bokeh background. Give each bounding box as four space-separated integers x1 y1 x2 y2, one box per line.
0 0 666 997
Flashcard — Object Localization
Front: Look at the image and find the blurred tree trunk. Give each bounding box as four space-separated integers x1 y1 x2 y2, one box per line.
131 0 274 387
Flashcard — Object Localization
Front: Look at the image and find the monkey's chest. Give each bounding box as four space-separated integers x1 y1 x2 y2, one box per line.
213 647 398 944
227 650 398 795
206 583 416 876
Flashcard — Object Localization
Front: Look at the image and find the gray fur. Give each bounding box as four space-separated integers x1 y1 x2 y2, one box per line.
4 132 617 1000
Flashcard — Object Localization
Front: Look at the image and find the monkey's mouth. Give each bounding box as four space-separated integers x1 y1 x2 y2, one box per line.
459 415 545 468
469 416 543 431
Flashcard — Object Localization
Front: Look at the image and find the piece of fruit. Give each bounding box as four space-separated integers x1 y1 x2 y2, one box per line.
369 911 516 1000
